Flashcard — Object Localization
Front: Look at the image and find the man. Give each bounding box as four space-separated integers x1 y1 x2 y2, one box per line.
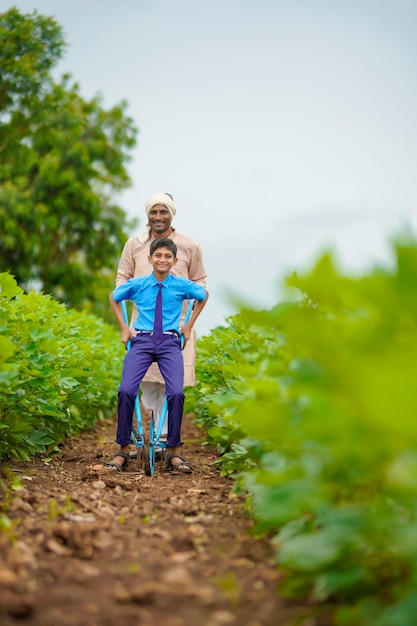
107 238 208 473
116 192 207 444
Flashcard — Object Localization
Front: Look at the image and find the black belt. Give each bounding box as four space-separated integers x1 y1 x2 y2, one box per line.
136 330 180 338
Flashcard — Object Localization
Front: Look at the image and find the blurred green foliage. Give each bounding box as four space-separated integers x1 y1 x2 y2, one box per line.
188 237 417 625
0 8 138 323
0 272 124 460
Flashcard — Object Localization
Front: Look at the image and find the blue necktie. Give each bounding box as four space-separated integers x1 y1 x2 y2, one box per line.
153 284 163 343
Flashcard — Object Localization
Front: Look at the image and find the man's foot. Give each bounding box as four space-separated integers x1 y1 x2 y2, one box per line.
105 452 129 472
155 435 167 461
129 436 167 461
155 448 166 462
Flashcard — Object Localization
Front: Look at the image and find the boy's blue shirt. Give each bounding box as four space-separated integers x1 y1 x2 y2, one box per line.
113 272 206 332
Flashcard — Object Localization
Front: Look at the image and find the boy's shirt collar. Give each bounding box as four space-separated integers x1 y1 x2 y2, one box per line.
150 272 172 286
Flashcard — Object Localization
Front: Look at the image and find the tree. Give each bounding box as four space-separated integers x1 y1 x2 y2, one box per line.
0 8 138 319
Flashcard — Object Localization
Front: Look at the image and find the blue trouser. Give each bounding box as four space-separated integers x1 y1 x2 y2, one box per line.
116 334 184 448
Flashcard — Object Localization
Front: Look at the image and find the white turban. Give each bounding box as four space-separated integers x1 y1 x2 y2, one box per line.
144 192 177 219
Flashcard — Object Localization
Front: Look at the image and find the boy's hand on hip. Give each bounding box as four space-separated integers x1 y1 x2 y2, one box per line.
181 324 191 349
121 328 133 347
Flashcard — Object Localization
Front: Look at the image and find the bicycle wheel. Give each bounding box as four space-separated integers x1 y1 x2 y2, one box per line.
134 446 142 470
149 413 155 476
141 443 151 476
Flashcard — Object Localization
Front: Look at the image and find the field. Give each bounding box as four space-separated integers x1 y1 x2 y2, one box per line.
0 413 322 626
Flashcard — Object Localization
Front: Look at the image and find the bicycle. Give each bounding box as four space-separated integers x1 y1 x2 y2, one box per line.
121 299 194 476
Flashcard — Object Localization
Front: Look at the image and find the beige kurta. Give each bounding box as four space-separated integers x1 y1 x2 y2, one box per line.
116 229 207 386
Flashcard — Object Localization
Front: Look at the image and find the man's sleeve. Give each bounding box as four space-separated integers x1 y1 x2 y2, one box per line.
188 243 207 287
116 238 135 287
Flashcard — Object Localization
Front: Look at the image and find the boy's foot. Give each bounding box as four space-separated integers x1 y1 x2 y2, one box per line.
105 452 129 472
165 454 193 473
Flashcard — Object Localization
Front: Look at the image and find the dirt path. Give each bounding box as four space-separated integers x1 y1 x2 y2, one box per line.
0 414 318 626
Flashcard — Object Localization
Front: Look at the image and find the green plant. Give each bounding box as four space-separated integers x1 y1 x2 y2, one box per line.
0 272 124 459
192 236 417 625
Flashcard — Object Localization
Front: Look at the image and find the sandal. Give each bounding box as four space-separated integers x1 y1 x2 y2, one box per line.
165 454 193 474
105 452 129 472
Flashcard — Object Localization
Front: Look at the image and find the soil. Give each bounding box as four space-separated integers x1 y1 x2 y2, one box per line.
0 413 328 626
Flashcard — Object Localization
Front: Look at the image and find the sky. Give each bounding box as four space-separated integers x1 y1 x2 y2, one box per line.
5 0 417 335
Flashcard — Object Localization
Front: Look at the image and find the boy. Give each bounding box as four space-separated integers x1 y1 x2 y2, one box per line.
106 238 208 474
